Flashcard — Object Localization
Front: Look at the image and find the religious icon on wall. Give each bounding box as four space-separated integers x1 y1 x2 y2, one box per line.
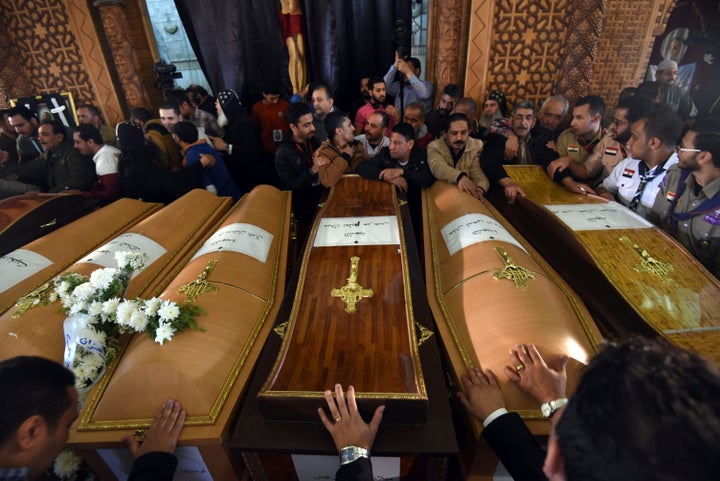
278 0 307 95
10 92 79 127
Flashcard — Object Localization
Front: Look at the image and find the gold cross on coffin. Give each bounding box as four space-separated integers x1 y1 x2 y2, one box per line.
331 256 374 313
493 246 536 288
177 259 219 303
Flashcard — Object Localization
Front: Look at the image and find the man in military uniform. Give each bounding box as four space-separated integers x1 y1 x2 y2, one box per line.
653 119 720 278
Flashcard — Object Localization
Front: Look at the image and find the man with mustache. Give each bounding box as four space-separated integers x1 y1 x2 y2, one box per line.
427 113 489 199
426 84 461 139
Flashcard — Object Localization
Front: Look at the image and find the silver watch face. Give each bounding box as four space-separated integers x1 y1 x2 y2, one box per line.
541 403 553 417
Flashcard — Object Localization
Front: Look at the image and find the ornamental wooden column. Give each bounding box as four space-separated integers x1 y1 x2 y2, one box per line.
426 0 473 101
93 0 151 111
555 0 605 105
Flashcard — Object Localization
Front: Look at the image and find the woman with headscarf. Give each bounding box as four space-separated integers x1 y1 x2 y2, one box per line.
116 121 214 204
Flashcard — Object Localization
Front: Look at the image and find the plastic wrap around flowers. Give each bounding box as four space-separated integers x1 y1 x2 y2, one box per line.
54 251 203 388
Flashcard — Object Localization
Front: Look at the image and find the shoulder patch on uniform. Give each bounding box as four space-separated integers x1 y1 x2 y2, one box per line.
567 145 579 153
604 147 618 155
622 168 635 178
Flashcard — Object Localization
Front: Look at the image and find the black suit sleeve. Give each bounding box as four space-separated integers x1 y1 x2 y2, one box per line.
335 457 373 481
479 134 510 184
481 412 548 481
127 452 178 481
354 154 385 180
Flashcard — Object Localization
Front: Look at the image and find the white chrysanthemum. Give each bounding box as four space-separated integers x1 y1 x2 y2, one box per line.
81 352 105 373
143 297 162 316
48 292 58 303
54 448 82 479
115 251 148 271
115 300 136 326
57 280 71 296
89 267 117 290
102 297 121 316
72 282 96 302
72 363 92 383
157 300 180 322
129 309 149 332
88 301 104 317
69 302 88 315
78 327 106 348
154 322 176 345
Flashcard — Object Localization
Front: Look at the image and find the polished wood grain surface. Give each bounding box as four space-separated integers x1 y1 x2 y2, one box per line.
259 175 426 420
498 165 720 362
0 190 231 364
69 186 290 453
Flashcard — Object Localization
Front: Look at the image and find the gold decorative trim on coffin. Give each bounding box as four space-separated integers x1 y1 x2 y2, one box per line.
423 182 602 421
259 176 428 414
75 188 290 431
499 165 720 363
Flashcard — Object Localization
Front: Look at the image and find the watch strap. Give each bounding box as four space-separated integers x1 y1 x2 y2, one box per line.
340 445 370 465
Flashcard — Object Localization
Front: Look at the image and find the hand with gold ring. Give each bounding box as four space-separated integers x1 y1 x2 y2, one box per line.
457 365 506 423
504 343 568 404
318 383 384 453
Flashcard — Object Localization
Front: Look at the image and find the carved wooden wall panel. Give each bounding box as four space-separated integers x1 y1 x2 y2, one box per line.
426 0 472 101
0 21 34 108
465 0 572 107
590 0 678 106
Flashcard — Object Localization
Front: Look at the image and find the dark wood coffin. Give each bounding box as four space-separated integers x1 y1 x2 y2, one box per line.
0 193 98 256
489 165 720 363
258 175 429 423
0 189 231 363
68 186 291 481
423 181 603 477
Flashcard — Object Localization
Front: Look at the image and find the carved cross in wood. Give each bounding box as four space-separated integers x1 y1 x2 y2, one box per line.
331 256 374 313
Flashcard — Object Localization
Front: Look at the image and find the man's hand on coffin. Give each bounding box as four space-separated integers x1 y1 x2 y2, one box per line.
123 399 186 459
499 177 525 204
318 384 384 452
379 168 404 181
457 366 505 422
457 175 483 199
389 176 408 193
505 344 568 404
547 156 571 178
561 178 597 196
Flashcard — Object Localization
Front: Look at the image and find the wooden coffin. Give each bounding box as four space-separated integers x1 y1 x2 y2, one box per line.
423 181 602 477
0 198 161 316
0 189 231 362
0 193 98 256
489 165 720 363
68 185 291 481
258 175 428 423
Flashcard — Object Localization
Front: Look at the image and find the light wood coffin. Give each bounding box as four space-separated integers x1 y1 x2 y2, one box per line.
0 193 98 257
0 189 231 362
490 165 720 363
0 198 161 316
423 181 602 476
258 175 428 423
68 185 291 481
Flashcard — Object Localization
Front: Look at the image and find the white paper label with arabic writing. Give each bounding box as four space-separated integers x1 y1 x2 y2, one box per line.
0 249 53 293
441 213 526 256
314 215 400 246
192 223 273 263
545 202 653 231
79 233 166 271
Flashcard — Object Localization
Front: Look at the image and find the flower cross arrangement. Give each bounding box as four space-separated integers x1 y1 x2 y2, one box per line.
54 251 203 391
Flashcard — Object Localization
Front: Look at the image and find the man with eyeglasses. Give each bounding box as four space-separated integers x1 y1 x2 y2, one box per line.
652 118 720 277
596 109 683 219
564 97 652 187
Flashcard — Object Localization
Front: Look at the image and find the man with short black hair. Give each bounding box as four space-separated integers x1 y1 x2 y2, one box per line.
402 101 433 150
172 120 241 202
383 53 433 115
427 113 489 199
353 77 398 136
653 118 720 277
73 124 122 202
8 106 42 164
354 111 390 158
0 120 96 194
314 111 367 187
597 110 683 219
548 95 607 179
0 109 19 165
426 84 461 139
275 102 323 223
76 104 116 147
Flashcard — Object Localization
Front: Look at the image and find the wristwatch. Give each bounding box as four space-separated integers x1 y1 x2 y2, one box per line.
541 397 568 418
340 446 370 465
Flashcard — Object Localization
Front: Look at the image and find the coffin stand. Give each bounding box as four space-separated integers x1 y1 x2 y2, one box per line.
423 182 603 479
68 186 292 481
0 189 231 362
0 197 161 316
488 165 720 362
